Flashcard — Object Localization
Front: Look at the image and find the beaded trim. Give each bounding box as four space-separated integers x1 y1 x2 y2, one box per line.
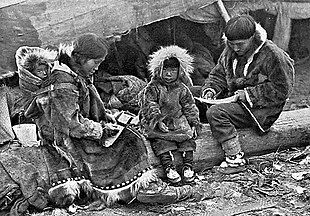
51 176 86 187
50 166 153 189
93 166 153 191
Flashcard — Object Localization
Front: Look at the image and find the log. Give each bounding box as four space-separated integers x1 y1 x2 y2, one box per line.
146 108 310 171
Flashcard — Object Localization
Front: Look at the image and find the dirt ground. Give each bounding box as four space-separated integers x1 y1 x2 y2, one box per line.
31 59 310 216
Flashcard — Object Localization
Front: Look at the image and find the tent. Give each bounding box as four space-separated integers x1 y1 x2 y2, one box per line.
1 0 310 74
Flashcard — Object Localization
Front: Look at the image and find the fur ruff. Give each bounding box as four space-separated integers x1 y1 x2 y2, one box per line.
93 168 158 206
15 46 58 70
15 46 58 86
58 43 74 63
148 45 194 82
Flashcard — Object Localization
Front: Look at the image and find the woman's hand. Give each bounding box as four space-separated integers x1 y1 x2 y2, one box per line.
105 112 116 124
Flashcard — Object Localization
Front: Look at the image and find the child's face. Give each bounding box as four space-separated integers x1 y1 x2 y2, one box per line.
162 67 179 83
33 64 50 79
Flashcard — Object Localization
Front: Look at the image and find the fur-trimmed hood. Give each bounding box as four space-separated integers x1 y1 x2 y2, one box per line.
15 46 58 90
148 45 194 86
57 43 95 79
57 43 74 65
15 46 58 70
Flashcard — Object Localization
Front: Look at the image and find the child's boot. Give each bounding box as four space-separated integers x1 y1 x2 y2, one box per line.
159 151 181 183
165 166 181 183
182 151 195 183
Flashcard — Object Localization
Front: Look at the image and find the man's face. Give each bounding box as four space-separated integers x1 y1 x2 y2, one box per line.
227 37 253 56
81 57 105 76
162 67 179 83
33 64 49 79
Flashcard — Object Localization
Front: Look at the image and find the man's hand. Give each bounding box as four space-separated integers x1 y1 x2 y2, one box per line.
158 121 169 133
234 90 246 102
202 91 214 100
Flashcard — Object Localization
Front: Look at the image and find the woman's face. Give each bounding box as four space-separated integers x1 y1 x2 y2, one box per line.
32 63 50 79
227 36 253 56
81 57 105 76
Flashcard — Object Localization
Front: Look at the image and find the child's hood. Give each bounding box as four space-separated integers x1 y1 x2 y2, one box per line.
148 45 194 85
15 46 58 89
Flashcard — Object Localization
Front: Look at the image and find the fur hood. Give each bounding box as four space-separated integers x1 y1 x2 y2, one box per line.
148 45 194 85
56 43 94 79
15 46 58 88
15 46 58 71
57 43 74 65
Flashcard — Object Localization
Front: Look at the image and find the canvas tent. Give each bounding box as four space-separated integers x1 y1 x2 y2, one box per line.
1 0 310 74
0 0 309 130
181 0 310 54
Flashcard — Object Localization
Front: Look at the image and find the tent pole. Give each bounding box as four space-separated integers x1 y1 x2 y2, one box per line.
216 0 230 22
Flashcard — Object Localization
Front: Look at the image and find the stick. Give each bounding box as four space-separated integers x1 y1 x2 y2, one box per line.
216 0 230 22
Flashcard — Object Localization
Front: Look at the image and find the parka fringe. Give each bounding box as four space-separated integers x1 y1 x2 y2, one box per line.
93 168 157 206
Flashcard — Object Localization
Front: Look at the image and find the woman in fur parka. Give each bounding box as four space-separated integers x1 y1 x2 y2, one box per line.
201 15 295 172
139 45 201 184
9 34 160 213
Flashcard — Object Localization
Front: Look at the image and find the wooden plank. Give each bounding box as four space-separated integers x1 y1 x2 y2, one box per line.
146 108 310 171
0 0 24 9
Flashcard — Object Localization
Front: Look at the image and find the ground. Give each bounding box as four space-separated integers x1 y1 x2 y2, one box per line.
31 58 310 216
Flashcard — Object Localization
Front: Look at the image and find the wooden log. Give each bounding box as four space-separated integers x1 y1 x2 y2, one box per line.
146 108 310 171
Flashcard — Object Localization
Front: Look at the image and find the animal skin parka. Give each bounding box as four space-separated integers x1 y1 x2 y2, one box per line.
139 45 200 142
201 23 295 132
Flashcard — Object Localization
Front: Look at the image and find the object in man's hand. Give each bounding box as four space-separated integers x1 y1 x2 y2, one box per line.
194 95 238 105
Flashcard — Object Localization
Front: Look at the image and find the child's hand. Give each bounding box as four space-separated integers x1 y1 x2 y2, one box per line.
158 121 169 133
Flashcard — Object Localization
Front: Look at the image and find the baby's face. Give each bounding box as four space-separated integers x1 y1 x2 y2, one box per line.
33 64 49 79
162 67 178 83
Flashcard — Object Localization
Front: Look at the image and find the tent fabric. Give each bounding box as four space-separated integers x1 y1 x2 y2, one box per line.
181 0 310 51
